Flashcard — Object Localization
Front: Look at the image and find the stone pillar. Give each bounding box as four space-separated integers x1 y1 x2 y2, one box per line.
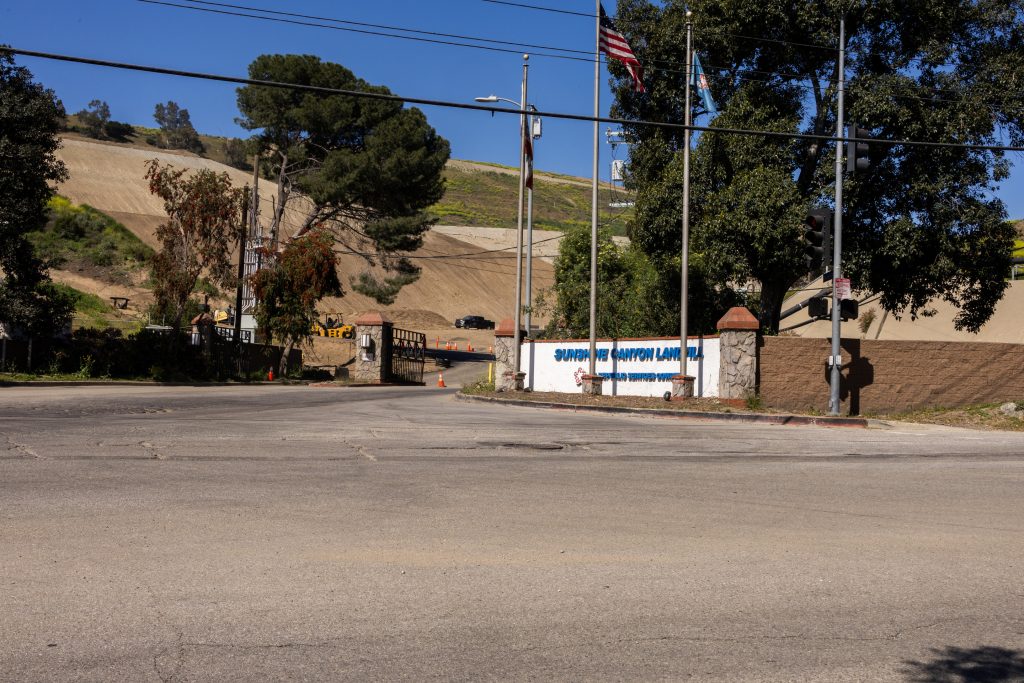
354 311 392 384
493 318 523 391
716 306 760 400
581 374 604 396
670 374 694 399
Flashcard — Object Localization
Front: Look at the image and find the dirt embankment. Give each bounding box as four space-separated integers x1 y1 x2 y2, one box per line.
53 137 555 329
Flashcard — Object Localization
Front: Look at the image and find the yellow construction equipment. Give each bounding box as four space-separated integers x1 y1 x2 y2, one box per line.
311 314 355 340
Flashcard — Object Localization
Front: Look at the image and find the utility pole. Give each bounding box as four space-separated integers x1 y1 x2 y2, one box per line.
525 109 539 336
233 185 249 350
829 16 847 415
511 55 529 385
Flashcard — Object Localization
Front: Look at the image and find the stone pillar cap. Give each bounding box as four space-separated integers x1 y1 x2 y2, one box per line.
494 318 517 337
716 306 759 331
354 311 392 326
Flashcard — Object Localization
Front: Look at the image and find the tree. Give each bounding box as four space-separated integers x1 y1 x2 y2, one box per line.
76 99 110 139
611 0 1022 333
224 137 252 171
153 101 203 153
236 54 449 303
251 228 341 376
145 160 242 330
0 49 75 337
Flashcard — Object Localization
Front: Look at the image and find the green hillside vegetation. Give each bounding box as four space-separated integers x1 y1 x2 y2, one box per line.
64 115 631 236
51 280 117 327
428 166 634 236
29 196 154 283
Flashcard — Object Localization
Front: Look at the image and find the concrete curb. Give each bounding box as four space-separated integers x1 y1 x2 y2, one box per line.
456 392 872 428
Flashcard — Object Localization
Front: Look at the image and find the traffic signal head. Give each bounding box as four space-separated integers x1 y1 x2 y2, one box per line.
803 209 833 274
840 298 859 321
807 296 829 319
846 125 871 174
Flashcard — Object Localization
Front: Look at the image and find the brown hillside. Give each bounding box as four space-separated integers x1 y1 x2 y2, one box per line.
53 137 553 328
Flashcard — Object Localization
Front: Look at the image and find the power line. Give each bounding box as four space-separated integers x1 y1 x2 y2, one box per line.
137 0 592 62
247 192 569 261
141 0 1019 109
168 0 595 57
9 48 1024 153
479 0 839 51
138 0 843 87
480 0 595 19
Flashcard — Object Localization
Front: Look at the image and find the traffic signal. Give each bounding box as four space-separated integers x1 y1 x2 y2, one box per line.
840 298 859 321
803 208 833 274
807 295 829 319
846 124 871 174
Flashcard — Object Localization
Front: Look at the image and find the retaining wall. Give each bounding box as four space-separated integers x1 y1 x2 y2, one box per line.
759 337 1024 414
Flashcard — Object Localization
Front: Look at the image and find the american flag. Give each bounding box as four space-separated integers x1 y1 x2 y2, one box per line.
599 4 645 93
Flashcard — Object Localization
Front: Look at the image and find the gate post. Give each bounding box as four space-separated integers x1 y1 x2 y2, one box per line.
716 306 760 401
354 311 392 384
493 318 523 391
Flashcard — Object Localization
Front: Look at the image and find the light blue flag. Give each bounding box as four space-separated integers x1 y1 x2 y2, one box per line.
692 53 718 116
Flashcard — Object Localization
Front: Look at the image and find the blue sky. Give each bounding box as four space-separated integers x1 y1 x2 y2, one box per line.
4 0 1022 219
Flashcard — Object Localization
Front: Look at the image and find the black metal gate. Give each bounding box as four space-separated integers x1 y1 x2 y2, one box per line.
386 326 426 385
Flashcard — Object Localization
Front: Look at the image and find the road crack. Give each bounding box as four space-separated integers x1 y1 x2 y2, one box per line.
4 435 41 459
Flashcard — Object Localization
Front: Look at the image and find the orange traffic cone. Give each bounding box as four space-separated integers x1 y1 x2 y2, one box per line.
467 343 474 352
437 372 446 388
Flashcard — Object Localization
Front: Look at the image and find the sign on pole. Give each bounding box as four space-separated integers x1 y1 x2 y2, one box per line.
835 277 852 301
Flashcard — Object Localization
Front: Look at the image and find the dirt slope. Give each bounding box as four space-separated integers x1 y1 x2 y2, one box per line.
783 280 1024 343
53 137 553 328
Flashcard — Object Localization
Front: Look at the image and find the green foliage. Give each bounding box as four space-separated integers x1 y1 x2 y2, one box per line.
51 282 113 330
75 99 110 139
461 376 496 394
252 229 341 375
548 223 739 339
237 54 450 302
427 167 633 235
28 197 153 280
612 0 1021 333
0 49 75 337
145 160 243 329
152 101 203 153
223 137 252 171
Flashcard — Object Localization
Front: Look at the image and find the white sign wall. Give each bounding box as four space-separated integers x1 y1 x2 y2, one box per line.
522 337 720 397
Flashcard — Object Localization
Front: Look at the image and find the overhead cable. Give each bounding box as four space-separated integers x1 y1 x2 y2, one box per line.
9 48 1024 153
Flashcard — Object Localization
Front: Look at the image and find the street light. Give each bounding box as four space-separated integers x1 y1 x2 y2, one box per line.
472 98 542 336
473 54 542 389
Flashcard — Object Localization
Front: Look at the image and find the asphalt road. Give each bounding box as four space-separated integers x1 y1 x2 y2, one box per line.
2 385 1024 682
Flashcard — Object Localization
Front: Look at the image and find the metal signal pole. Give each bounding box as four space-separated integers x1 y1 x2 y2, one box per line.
680 13 694 379
829 17 846 415
588 0 601 381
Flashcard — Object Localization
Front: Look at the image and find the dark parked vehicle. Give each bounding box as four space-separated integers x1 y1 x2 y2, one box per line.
454 315 495 329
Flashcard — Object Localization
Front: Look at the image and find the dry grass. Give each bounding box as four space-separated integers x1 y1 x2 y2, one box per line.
872 403 1024 431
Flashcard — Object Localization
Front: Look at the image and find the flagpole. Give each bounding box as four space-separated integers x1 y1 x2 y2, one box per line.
587 0 601 389
678 12 694 387
512 54 529 387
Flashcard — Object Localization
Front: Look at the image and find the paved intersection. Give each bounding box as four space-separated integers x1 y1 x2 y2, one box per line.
2 385 1023 681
